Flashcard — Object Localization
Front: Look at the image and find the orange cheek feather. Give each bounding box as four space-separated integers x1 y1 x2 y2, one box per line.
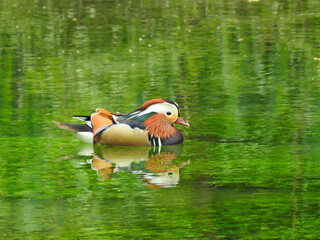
144 114 177 139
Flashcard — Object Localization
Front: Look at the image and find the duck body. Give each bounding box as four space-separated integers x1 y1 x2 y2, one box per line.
54 99 189 146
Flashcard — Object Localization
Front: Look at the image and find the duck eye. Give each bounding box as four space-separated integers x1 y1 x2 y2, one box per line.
166 112 172 116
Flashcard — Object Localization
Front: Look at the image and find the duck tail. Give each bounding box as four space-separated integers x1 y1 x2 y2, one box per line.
53 121 93 143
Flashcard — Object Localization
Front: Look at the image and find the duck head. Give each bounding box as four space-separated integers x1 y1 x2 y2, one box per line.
127 99 189 144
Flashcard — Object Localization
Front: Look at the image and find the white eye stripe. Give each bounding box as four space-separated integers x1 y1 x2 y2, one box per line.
133 102 178 118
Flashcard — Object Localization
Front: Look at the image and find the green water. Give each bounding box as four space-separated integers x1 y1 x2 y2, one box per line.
1 0 320 239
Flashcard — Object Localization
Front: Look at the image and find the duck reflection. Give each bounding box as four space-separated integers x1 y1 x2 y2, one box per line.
86 144 189 188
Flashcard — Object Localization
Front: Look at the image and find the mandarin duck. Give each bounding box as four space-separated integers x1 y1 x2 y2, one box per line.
54 99 189 146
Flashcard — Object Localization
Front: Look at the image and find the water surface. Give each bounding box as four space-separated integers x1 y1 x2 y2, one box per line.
1 0 320 239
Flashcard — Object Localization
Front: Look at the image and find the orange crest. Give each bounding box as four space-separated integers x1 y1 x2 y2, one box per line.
139 99 167 110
